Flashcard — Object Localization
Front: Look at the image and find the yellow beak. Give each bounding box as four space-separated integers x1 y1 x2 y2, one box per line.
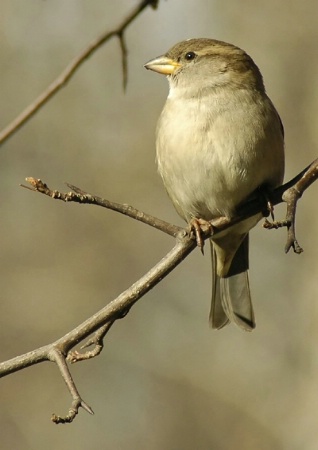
144 56 181 75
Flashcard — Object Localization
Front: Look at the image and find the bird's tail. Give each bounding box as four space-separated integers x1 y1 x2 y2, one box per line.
209 234 255 331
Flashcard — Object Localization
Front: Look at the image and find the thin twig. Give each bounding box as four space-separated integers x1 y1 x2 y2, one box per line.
22 157 318 250
0 0 156 145
118 31 128 91
261 158 318 253
282 158 318 253
50 349 94 423
21 178 183 238
67 321 115 363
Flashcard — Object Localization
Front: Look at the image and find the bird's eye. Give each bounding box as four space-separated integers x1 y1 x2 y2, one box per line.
185 51 196 61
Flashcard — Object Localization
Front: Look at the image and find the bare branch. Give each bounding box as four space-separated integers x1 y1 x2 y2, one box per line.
21 177 183 238
262 158 318 253
22 157 318 252
0 0 157 145
282 158 318 253
1 159 317 423
118 31 128 91
67 321 115 364
0 235 196 422
50 349 94 423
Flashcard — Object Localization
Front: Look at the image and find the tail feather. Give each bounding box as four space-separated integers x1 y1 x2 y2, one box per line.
210 241 229 329
209 235 255 331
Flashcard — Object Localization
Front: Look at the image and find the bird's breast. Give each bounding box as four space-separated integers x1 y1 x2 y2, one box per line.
156 90 284 222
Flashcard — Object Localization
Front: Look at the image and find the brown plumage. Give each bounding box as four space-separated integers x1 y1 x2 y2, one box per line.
145 39 285 331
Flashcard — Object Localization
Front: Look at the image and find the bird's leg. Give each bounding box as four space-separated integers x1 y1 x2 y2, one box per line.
189 218 213 254
259 187 291 230
257 186 275 221
266 198 275 221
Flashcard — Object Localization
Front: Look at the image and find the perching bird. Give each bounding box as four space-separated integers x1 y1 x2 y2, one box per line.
145 38 284 331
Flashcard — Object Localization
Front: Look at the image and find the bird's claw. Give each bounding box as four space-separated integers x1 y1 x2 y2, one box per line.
258 187 275 220
267 199 275 221
189 218 213 254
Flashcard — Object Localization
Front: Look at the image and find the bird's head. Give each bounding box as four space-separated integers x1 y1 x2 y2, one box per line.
144 38 265 97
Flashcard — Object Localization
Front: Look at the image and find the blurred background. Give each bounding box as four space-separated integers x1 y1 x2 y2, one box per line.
1 1 318 448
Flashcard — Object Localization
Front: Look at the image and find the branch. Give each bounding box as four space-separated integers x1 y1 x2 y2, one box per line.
67 321 115 364
262 158 318 253
282 158 318 252
22 157 318 247
22 178 183 238
0 236 197 423
0 0 158 145
50 349 94 424
1 159 317 423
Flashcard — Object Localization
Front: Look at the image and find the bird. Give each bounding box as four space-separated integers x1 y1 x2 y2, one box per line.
144 38 285 331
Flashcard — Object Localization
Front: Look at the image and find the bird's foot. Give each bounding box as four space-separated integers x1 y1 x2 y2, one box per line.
261 196 275 226
189 218 213 254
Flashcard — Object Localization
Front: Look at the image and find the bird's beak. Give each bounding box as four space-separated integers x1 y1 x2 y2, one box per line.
144 55 181 75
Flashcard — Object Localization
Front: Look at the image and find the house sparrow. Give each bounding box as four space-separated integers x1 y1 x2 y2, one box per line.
144 38 285 331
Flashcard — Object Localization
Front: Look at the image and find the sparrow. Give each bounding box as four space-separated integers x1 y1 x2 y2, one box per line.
144 38 285 331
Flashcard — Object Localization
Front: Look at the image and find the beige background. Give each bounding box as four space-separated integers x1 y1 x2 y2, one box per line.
1 1 318 448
